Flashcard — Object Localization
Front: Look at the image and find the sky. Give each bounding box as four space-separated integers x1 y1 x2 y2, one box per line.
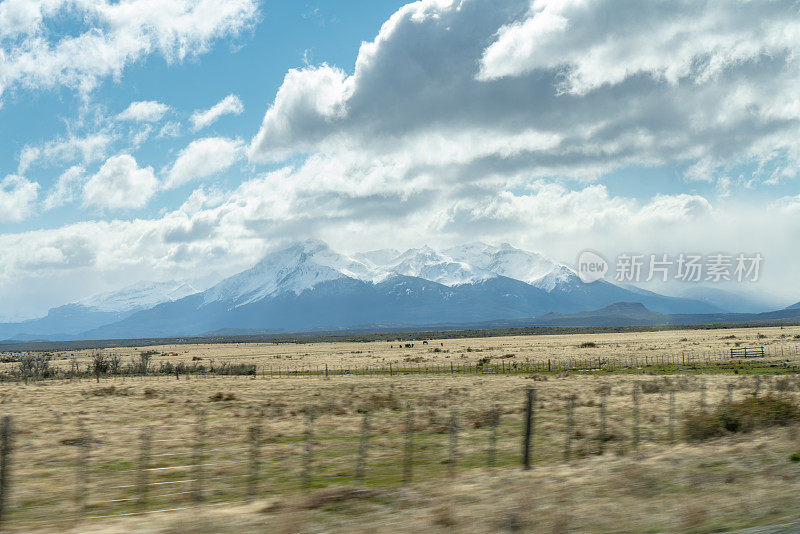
1 0 799 319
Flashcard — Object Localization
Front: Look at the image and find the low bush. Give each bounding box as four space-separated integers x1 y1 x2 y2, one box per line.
209 391 237 402
579 342 597 348
683 395 800 442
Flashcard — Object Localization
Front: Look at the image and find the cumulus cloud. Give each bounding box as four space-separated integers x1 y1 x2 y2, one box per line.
164 137 243 189
248 0 800 187
4 0 800 314
83 154 157 210
478 0 800 93
0 0 259 99
0 175 39 222
190 94 244 131
117 101 170 122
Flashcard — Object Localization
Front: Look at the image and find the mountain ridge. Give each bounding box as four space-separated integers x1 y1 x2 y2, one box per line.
0 239 769 341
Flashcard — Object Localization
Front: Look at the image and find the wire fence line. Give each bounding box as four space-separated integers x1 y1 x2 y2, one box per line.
1 342 799 383
0 374 794 530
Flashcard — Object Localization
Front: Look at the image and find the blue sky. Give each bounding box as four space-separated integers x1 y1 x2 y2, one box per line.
1 1 406 230
1 0 800 318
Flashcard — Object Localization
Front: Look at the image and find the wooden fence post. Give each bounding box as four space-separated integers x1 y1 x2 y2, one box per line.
564 395 575 462
448 409 458 479
192 409 206 503
522 387 536 470
75 420 91 517
668 389 676 443
598 386 609 455
301 410 315 492
248 408 263 500
700 379 707 408
137 426 152 510
488 404 499 470
0 416 12 530
355 412 370 484
632 384 641 458
403 402 414 483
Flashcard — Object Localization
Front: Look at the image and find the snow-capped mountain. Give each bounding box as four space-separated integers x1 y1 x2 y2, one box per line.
445 242 560 284
379 246 495 286
0 239 741 341
78 280 198 313
201 239 375 307
0 280 198 341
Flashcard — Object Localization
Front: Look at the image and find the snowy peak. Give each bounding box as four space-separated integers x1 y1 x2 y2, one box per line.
445 242 559 284
384 246 495 286
201 239 581 309
532 265 579 292
77 281 198 313
201 239 374 307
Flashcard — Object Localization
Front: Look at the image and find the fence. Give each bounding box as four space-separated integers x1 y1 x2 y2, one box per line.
0 374 793 530
2 342 800 383
730 346 765 358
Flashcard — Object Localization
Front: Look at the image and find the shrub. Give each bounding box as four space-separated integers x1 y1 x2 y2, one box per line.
579 342 597 348
464 408 500 428
476 356 492 366
639 381 665 394
91 353 109 376
683 395 800 442
17 354 52 379
209 392 237 402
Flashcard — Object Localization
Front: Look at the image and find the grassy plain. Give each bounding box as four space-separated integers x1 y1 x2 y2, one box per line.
4 323 799 374
1 324 800 532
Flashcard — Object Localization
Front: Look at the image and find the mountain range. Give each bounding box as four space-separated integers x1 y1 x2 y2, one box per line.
0 240 795 341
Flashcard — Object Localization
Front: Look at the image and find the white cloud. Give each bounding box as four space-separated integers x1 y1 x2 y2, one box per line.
248 0 800 188
164 137 243 189
18 132 113 174
117 101 170 122
4 0 800 315
0 175 39 222
190 94 244 131
43 165 85 210
83 154 157 210
0 0 259 99
479 0 800 93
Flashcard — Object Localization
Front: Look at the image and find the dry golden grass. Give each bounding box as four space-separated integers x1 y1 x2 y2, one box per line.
2 369 800 531
27 425 800 533
5 324 799 374
2 325 800 531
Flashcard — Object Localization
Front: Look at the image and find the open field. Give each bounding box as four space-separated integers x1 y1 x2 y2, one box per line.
3 324 800 377
2 325 800 532
3 370 800 531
